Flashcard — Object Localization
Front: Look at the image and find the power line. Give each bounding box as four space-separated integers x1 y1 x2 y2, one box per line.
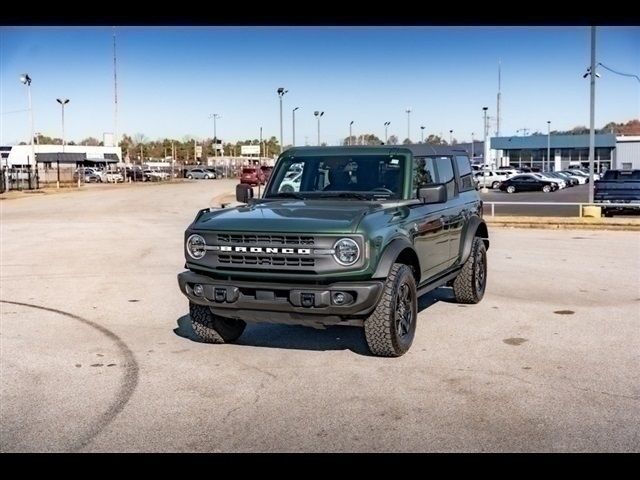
598 62 640 83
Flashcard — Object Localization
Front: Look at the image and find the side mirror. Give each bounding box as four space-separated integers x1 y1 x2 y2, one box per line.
418 184 447 204
236 183 254 203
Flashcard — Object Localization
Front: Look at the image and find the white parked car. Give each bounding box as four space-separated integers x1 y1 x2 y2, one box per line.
474 170 511 189
105 171 124 183
278 172 302 192
559 171 587 184
567 169 600 182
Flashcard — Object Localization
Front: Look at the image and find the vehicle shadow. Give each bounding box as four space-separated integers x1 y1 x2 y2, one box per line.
174 286 455 356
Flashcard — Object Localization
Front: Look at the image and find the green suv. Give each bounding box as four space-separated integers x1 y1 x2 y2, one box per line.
178 145 489 357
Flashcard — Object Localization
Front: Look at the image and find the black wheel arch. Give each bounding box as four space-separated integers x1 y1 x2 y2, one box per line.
372 238 421 284
458 215 490 265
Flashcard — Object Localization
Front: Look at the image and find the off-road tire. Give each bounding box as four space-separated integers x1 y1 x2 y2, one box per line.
452 237 487 304
189 302 246 343
364 263 417 357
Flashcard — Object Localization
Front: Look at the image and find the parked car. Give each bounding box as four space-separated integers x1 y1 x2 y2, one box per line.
547 171 577 187
186 168 215 180
558 171 587 185
533 173 566 189
124 167 146 181
239 167 265 186
499 174 559 193
566 169 601 182
74 170 101 183
278 171 302 192
474 170 511 189
594 169 640 217
105 171 124 183
204 168 218 179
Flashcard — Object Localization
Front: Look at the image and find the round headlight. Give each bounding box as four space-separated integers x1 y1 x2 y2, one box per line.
186 234 207 259
333 238 360 266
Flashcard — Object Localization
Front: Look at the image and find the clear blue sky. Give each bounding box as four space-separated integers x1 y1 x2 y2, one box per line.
1 26 638 146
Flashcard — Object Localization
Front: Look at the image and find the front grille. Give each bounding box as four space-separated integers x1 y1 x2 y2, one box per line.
218 255 315 267
217 234 315 245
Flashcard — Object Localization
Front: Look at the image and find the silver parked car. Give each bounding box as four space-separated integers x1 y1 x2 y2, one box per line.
186 168 215 180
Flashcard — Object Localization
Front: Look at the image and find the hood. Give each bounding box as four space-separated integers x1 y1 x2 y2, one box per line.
193 199 387 234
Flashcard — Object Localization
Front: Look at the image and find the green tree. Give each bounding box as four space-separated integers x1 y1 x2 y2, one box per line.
79 137 101 146
387 135 398 145
402 138 412 145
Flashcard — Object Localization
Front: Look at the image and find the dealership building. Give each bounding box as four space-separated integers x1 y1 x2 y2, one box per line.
1 144 122 170
489 134 640 172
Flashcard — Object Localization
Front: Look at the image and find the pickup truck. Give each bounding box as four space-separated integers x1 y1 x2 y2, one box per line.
177 146 490 357
594 169 640 217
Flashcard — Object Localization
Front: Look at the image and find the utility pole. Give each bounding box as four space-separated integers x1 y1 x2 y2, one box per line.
547 121 551 172
209 114 221 157
471 132 475 160
277 87 288 153
588 26 597 203
113 28 118 149
292 107 299 146
349 121 354 145
314 111 324 146
449 129 453 145
384 122 390 143
496 59 501 137
405 107 412 141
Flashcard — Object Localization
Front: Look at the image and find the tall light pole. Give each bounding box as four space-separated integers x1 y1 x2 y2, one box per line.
209 114 221 157
449 129 453 145
482 107 489 186
547 121 551 172
292 107 299 146
471 132 475 160
384 122 391 144
20 73 35 184
420 126 425 143
314 111 324 146
405 107 412 142
586 26 597 203
349 121 354 145
56 98 71 186
277 87 288 153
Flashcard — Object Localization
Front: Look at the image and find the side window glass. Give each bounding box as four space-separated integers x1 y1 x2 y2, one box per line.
413 157 437 194
435 157 456 198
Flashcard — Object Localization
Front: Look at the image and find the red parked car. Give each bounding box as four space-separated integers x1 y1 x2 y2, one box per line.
240 167 265 186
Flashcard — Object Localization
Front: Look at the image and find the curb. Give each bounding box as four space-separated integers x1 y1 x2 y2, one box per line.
486 216 640 231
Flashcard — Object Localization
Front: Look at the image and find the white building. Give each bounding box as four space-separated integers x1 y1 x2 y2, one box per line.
1 144 122 169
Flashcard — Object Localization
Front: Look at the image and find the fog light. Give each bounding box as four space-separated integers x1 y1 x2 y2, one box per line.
193 284 204 296
333 292 346 305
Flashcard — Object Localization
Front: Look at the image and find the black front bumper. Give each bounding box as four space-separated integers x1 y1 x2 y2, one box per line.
177 271 383 327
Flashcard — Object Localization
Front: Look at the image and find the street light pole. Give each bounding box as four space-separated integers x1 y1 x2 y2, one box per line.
20 74 35 187
405 108 412 142
449 129 453 145
314 111 324 146
482 107 489 192
420 126 425 143
57 98 71 186
277 87 288 153
588 26 597 203
209 114 221 158
471 132 475 160
547 121 551 172
384 122 390 143
292 107 299 146
349 121 354 145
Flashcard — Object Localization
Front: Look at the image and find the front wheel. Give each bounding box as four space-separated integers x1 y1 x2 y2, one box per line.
189 302 246 343
187 174 193 179
506 185 516 193
364 263 417 357
492 181 500 189
452 237 487 304
204 174 210 179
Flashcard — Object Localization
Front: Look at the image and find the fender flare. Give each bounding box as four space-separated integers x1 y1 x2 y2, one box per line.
459 215 489 264
372 237 419 280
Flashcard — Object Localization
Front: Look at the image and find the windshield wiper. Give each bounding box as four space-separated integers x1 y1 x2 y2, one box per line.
268 192 307 200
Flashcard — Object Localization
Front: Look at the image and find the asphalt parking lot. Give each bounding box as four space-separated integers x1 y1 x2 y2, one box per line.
1 180 639 452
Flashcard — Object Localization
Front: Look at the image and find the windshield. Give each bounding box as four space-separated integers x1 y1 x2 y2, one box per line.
265 155 406 200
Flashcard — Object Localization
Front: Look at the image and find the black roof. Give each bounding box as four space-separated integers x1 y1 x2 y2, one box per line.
284 144 470 157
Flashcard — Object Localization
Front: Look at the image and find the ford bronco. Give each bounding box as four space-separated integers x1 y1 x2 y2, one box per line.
178 145 489 357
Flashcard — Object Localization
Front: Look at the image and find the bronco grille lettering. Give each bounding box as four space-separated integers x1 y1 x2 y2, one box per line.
218 245 311 255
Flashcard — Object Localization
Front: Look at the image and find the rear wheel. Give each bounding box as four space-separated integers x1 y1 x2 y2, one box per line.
452 237 487 304
492 181 500 189
542 185 551 193
187 174 193 179
280 185 294 193
364 263 417 357
189 302 246 343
